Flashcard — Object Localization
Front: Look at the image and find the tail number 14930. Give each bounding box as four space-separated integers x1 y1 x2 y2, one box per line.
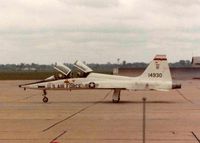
148 73 162 78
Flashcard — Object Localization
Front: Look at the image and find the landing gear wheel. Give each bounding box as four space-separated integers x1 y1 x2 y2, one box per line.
43 97 48 103
112 98 120 103
112 89 121 103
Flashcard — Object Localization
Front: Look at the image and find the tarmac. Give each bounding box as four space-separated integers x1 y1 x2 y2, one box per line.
0 80 200 143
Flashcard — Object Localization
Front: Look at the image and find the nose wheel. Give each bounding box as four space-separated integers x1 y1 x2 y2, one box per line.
42 90 48 103
43 96 48 103
112 97 120 103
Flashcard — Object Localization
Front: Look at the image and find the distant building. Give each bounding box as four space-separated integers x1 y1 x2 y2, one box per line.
113 67 200 80
22 67 36 71
191 57 200 67
113 68 119 75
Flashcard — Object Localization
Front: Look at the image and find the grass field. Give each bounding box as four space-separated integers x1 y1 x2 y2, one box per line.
0 72 54 80
0 70 112 80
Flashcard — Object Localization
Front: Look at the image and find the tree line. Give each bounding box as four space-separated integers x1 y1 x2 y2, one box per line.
0 60 192 72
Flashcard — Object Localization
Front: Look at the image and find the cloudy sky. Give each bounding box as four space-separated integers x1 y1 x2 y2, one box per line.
1 0 200 64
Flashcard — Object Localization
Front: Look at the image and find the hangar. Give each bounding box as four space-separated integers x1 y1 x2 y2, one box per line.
113 56 200 80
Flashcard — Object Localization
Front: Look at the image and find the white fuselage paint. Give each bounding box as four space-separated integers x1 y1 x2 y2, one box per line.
20 55 179 93
23 73 172 91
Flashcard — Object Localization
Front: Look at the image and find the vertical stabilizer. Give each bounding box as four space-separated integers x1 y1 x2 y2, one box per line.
139 55 172 82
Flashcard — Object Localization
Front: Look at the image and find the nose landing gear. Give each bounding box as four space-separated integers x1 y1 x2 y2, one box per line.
42 90 48 103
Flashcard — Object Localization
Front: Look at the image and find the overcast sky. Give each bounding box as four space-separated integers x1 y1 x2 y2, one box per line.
1 0 200 64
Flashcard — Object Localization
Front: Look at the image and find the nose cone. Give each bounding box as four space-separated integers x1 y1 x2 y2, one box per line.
18 83 35 89
19 80 46 90
172 82 181 89
19 84 27 90
19 84 25 88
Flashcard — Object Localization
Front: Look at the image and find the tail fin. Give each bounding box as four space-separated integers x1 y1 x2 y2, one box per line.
139 55 172 82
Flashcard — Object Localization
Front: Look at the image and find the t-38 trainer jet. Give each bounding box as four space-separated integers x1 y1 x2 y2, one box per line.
19 55 181 103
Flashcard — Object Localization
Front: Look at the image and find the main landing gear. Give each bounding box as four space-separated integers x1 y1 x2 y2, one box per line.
112 89 121 103
42 90 48 103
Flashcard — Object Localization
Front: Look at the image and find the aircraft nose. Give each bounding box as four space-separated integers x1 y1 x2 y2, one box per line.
18 84 27 90
19 84 26 88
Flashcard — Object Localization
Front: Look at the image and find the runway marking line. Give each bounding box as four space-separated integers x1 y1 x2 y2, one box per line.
49 130 67 143
42 90 112 132
21 94 36 100
14 94 36 102
191 131 200 143
176 89 193 104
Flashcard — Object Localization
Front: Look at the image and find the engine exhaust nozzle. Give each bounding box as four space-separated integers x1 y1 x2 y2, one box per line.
172 83 181 89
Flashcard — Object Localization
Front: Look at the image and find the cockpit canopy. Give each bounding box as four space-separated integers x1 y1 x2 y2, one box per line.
54 63 71 76
74 60 93 73
45 61 93 81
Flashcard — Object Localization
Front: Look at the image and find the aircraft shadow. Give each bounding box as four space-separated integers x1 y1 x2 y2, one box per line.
44 100 177 104
99 100 177 104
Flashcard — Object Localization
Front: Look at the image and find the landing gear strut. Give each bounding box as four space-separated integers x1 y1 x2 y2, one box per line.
42 90 48 103
112 89 121 103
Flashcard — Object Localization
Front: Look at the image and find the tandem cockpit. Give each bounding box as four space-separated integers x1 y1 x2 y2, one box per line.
43 61 92 82
19 60 93 91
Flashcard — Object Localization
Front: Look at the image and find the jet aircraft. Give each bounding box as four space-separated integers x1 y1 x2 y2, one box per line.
19 55 181 103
